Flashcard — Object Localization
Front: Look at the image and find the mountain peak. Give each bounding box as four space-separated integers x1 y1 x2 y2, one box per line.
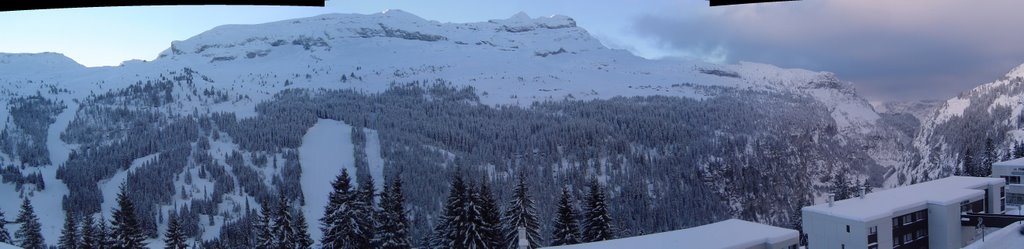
379 9 422 20
1007 63 1024 79
0 52 84 73
510 11 531 20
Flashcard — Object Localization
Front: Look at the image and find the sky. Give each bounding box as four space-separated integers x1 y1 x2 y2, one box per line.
1 0 1024 101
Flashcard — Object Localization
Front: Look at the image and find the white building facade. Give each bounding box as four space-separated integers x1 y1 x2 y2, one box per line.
992 157 1024 209
802 176 1005 249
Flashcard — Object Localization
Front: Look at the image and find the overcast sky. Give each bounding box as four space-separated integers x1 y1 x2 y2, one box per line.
1 0 1023 101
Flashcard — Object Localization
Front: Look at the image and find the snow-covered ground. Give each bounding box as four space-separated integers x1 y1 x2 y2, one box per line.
297 119 356 245
964 222 1024 249
99 153 160 220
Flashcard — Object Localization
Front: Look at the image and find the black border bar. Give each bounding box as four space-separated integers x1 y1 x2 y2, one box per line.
0 0 324 12
709 0 798 6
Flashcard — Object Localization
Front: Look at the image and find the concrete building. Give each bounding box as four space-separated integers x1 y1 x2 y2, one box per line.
802 176 1005 249
543 219 798 249
992 157 1024 210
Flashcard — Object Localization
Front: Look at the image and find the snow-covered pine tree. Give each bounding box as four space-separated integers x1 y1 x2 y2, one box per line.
15 198 44 249
432 173 470 248
164 214 188 249
464 182 490 248
830 171 852 200
80 215 98 249
60 210 79 249
255 202 274 249
111 182 147 249
97 217 112 248
477 180 502 248
551 187 580 246
375 178 411 249
983 137 995 177
963 147 977 177
0 209 11 244
357 176 377 248
320 169 372 248
272 193 296 249
582 180 613 243
292 210 313 249
500 174 540 249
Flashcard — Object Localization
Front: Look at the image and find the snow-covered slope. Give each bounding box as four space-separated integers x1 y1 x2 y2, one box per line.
894 64 1024 185
0 10 907 247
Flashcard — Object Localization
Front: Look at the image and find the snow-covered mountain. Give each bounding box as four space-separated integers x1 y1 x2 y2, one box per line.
0 10 911 247
893 64 1024 186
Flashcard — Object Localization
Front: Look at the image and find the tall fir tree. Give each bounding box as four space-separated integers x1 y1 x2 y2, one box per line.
80 215 98 249
582 180 613 243
164 214 188 249
500 174 540 249
464 182 491 249
830 171 853 200
375 178 411 249
476 180 502 249
963 148 976 177
111 182 147 249
59 210 79 249
255 202 274 249
272 193 296 249
983 137 996 177
15 198 44 249
432 173 469 248
320 169 372 249
0 209 10 244
551 187 581 246
357 177 377 248
97 217 112 249
292 210 313 249
1014 142 1024 159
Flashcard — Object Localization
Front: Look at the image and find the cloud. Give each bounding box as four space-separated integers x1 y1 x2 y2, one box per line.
630 0 1024 100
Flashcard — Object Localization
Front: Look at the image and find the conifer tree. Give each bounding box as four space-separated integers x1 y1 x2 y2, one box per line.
111 182 147 249
255 202 274 249
357 177 377 248
80 215 98 249
464 182 491 248
292 210 313 249
164 214 188 249
97 217 112 249
477 180 502 248
60 210 80 249
963 148 976 177
272 193 296 249
320 169 371 248
500 174 540 249
983 137 995 177
433 173 469 248
551 187 580 246
582 180 613 243
375 178 411 249
15 198 44 249
0 209 10 244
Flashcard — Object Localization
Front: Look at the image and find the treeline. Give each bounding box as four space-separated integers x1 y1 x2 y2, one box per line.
0 95 66 167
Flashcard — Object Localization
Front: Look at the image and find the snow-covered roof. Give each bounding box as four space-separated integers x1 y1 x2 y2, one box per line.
993 157 1024 168
541 219 797 249
804 176 1005 222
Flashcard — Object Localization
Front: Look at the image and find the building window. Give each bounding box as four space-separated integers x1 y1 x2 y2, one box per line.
903 214 913 225
904 233 913 242
893 217 901 227
916 229 926 239
869 226 877 235
846 225 850 233
894 236 901 246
